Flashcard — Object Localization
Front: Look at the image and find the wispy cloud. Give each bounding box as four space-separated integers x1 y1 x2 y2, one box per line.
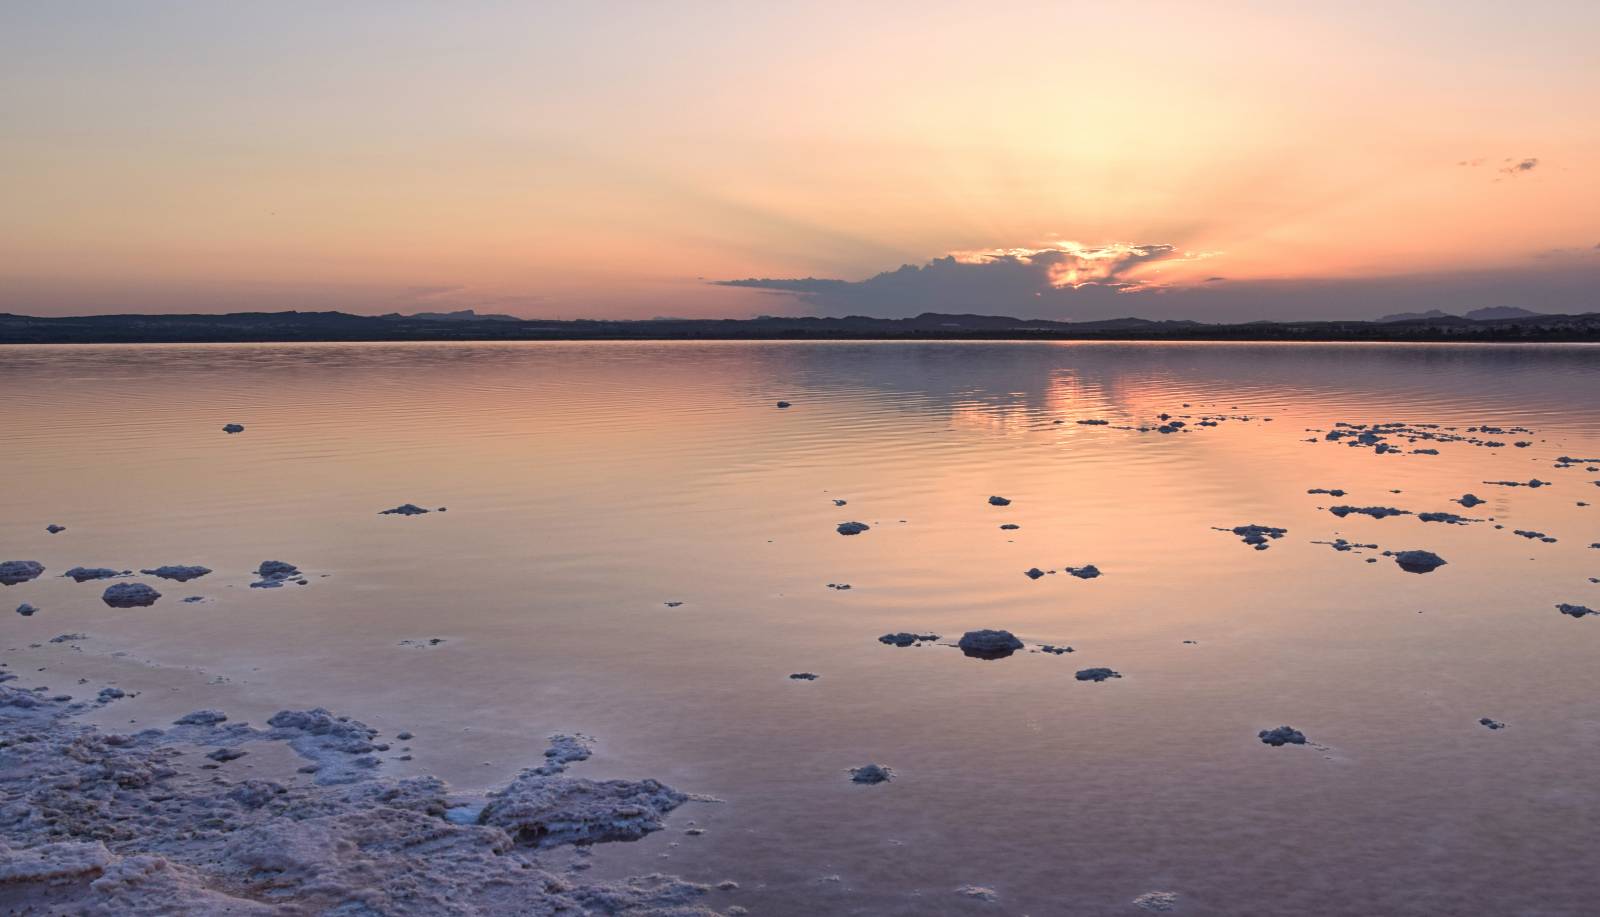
1499 157 1539 176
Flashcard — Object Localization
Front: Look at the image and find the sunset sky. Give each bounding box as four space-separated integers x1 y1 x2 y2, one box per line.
2 1 1596 321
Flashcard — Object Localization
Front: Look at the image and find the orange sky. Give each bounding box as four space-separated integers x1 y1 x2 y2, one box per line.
1 2 1596 320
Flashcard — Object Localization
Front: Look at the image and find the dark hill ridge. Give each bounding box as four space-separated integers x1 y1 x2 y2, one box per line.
1 309 1597 344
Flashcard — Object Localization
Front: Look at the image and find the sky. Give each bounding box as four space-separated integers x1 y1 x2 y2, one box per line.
1 1 1596 322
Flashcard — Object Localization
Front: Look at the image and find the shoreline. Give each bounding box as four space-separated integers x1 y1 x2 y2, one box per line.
0 636 734 916
3 310 1599 346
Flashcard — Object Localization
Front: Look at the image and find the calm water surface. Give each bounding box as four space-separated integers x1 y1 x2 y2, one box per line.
3 341 1599 915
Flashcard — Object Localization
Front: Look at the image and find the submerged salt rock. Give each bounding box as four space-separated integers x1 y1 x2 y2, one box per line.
1219 524 1287 550
988 496 1011 506
252 560 306 588
836 521 870 536
222 423 245 433
175 709 229 726
102 582 161 608
140 564 212 582
1555 603 1595 619
1258 726 1307 746
62 566 128 582
775 401 791 408
1075 667 1121 682
1479 718 1507 730
479 772 688 847
379 503 431 516
533 734 594 776
878 632 939 647
849 764 893 784
1456 493 1486 508
958 629 1024 659
16 603 39 617
0 560 46 586
789 672 819 680
1328 505 1410 519
1134 891 1180 912
1385 550 1446 573
45 524 66 534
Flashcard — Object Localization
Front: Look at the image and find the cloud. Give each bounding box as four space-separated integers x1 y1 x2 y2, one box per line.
714 242 1210 318
711 241 1600 322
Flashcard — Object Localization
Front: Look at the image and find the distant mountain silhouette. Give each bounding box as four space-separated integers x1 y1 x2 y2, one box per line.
1462 306 1542 321
378 309 521 322
1379 306 1544 323
2 309 1596 344
1378 309 1455 323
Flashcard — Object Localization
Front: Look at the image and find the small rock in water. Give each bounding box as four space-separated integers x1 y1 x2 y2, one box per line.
1134 891 1180 912
140 564 212 582
957 885 999 902
1313 538 1378 553
62 566 128 582
1075 667 1121 682
96 687 125 704
1218 524 1287 550
1328 505 1411 519
850 763 893 784
999 523 1020 530
1076 418 1110 425
789 672 819 680
832 499 847 506
45 524 66 534
206 747 247 762
1384 550 1446 573
1555 603 1595 619
1258 726 1307 746
16 603 39 617
1039 644 1073 655
1307 488 1347 497
1064 564 1101 579
663 601 684 608
379 503 431 516
222 423 245 433
1479 717 1507 730
101 582 161 608
1456 494 1486 508
251 560 305 588
174 709 228 726
1418 512 1475 525
988 496 1011 506
49 633 86 643
958 629 1025 659
836 521 870 536
0 560 47 586
1512 529 1557 543
1024 567 1046 580
879 632 939 647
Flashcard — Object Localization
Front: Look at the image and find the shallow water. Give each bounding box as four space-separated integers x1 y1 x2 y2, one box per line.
3 340 1599 915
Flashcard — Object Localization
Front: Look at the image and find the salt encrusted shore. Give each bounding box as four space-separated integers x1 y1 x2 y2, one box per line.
0 680 726 915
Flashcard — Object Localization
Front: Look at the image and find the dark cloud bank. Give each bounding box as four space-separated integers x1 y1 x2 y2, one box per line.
717 244 1599 323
